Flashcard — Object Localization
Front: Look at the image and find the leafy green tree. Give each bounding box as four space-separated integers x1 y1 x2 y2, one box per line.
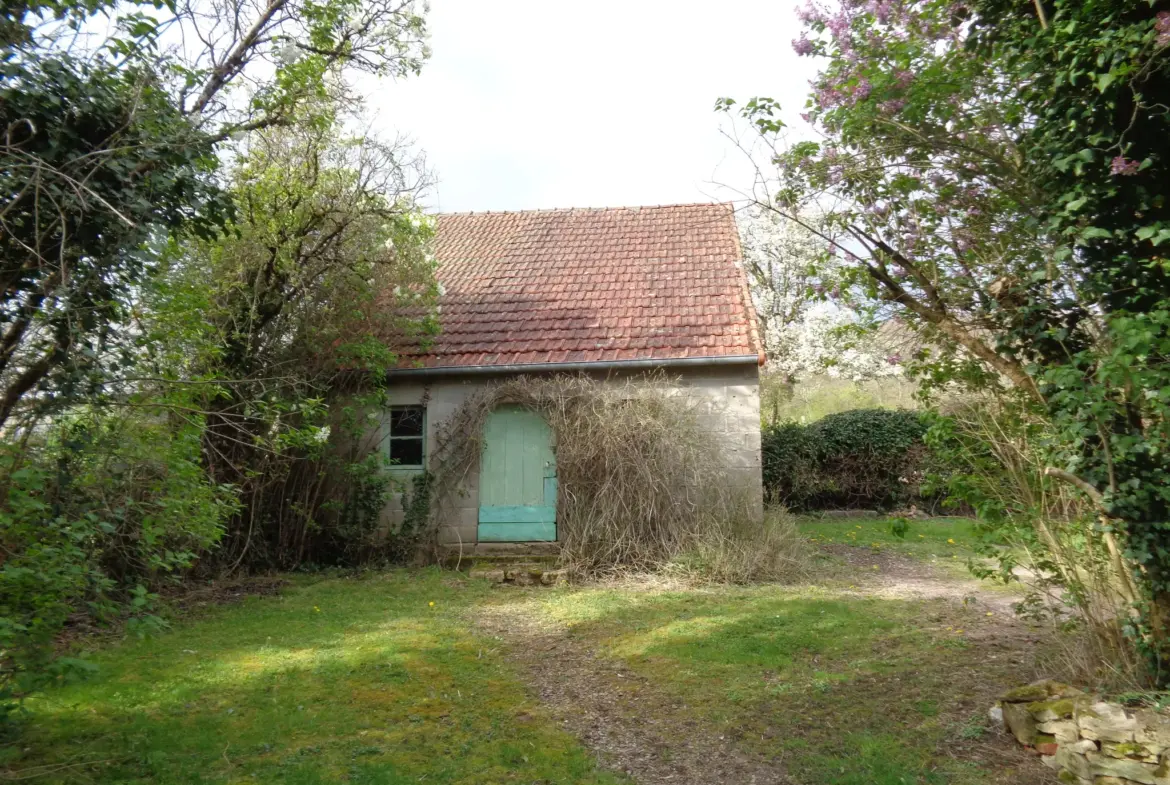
726 0 1170 680
1 0 433 721
0 22 224 429
144 111 437 568
0 0 428 430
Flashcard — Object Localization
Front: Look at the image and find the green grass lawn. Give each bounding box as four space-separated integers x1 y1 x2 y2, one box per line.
799 516 987 560
513 579 1035 785
5 522 1044 785
4 570 624 785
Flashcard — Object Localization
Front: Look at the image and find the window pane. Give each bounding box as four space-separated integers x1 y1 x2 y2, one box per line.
390 437 423 466
390 406 424 437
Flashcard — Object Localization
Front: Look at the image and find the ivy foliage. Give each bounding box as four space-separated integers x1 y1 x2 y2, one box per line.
968 0 1170 677
0 14 226 428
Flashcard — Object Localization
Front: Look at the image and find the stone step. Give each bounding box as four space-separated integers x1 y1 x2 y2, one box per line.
468 553 559 565
438 542 562 569
467 562 567 587
466 542 561 557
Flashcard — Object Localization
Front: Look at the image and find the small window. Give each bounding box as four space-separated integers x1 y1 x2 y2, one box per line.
386 406 425 467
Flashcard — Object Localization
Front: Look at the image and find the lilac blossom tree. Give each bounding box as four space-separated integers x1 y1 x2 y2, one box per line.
722 0 1170 681
720 0 1050 398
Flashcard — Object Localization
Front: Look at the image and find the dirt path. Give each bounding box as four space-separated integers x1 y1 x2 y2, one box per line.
820 544 1051 650
473 547 1054 785
822 543 1021 614
475 601 791 784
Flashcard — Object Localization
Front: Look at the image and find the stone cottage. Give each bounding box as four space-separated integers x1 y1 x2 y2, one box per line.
380 203 765 547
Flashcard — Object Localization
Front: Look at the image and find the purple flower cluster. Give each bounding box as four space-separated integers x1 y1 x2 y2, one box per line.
1157 12 1170 47
1110 156 1140 176
826 11 851 40
797 1 823 24
815 84 845 109
866 0 894 24
900 214 923 253
792 34 815 56
879 98 907 115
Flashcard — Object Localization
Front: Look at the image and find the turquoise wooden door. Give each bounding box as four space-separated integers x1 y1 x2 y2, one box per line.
478 405 557 542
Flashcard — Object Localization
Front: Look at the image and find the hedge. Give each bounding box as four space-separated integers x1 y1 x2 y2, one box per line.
762 408 928 511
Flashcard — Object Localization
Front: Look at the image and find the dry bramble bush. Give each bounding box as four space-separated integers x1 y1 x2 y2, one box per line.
419 373 807 583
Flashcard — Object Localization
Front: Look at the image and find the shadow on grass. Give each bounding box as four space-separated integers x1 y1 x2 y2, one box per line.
6 569 623 785
10 569 1049 785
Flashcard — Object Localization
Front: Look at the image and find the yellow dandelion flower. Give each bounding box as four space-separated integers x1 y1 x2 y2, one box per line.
986 612 994 616
947 538 956 544
429 601 435 607
918 534 925 538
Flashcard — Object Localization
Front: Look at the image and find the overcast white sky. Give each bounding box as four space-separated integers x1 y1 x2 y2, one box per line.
364 0 817 213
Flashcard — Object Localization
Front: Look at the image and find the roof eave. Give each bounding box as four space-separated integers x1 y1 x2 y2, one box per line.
385 353 763 379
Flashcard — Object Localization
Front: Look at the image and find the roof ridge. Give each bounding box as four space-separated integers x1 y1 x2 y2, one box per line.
433 201 734 218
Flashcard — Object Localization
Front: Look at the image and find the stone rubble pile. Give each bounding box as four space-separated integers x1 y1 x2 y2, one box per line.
997 680 1170 785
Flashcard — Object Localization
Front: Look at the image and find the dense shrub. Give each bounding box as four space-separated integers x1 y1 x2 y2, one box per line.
763 408 928 511
0 412 236 727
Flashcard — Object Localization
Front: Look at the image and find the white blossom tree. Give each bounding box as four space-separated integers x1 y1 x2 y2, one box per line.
738 206 901 383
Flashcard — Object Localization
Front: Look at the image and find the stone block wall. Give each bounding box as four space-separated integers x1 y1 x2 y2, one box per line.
372 363 764 547
997 680 1170 784
676 367 764 518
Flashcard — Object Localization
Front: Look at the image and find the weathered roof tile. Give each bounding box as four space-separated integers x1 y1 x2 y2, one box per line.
397 203 761 368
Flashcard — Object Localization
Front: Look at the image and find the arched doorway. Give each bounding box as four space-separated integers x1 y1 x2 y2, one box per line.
478 405 557 542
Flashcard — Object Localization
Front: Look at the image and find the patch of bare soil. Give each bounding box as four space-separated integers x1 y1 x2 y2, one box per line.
475 602 791 785
162 575 289 613
822 543 1022 614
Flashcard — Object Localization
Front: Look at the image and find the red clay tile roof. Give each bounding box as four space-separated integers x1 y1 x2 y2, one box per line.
398 203 762 369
